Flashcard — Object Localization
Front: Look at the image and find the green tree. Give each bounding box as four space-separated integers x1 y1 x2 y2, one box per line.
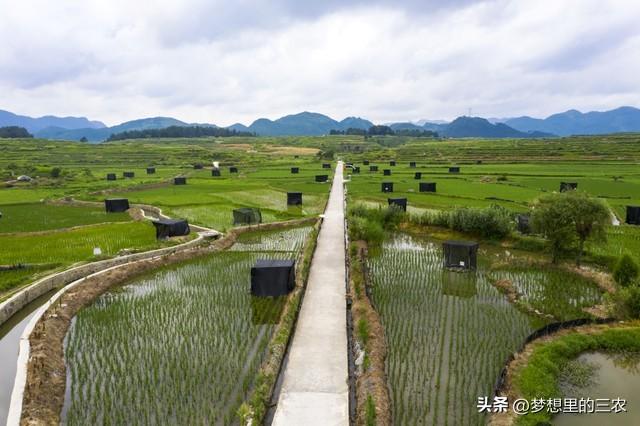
613 253 639 287
50 167 62 178
531 192 609 265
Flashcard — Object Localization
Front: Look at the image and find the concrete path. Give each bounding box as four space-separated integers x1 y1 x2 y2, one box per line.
272 162 348 426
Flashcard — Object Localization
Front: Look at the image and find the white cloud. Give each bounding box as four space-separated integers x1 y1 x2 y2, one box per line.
0 0 639 125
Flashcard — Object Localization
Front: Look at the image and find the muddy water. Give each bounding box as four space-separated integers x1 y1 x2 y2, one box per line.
555 352 640 426
0 291 56 425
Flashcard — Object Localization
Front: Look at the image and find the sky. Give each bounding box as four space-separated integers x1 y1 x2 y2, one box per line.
1 0 639 127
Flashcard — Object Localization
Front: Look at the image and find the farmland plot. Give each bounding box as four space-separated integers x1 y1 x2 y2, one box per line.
63 227 312 425
367 233 604 425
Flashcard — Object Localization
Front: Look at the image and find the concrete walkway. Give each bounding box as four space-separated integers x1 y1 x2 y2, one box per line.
272 162 348 426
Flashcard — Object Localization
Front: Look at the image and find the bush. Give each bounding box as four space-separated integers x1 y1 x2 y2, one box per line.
613 253 639 287
608 284 640 319
348 204 404 245
415 205 513 239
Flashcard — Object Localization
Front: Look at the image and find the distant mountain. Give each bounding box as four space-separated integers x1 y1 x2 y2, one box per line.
503 106 640 136
35 117 199 142
441 116 553 138
339 116 373 130
389 122 425 131
0 109 105 133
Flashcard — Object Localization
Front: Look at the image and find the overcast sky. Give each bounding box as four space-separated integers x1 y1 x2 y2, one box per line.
1 0 639 126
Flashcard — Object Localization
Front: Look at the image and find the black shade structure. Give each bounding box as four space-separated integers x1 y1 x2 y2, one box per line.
414 172 422 180
106 173 116 181
123 171 135 178
517 214 531 234
627 206 640 225
352 167 360 174
409 162 416 168
104 198 130 213
152 218 190 239
443 240 479 270
389 160 396 166
251 259 296 297
476 160 483 164
233 207 262 225
212 169 221 177
291 167 299 174
381 182 394 193
449 167 460 173
363 160 370 165
315 175 329 183
322 163 331 169
146 167 156 174
369 165 378 172
229 167 238 173
174 177 187 185
193 164 203 170
420 182 437 192
560 182 578 192
287 192 303 205
383 169 391 176
388 198 407 211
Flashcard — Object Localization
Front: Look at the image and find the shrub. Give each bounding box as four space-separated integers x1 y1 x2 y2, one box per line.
608 284 640 319
415 205 513 239
613 253 639 287
348 204 404 244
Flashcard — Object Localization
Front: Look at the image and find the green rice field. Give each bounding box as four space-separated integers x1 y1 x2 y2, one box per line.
367 233 603 425
63 226 312 425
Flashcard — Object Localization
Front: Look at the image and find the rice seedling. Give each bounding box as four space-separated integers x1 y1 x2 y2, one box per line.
488 266 603 321
367 232 605 425
62 227 311 425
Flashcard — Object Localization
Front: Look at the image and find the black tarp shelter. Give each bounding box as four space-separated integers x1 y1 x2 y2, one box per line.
443 240 478 270
105 198 130 213
291 167 299 174
212 169 221 176
388 198 407 211
409 162 416 168
322 163 331 169
106 173 116 181
229 166 238 173
517 214 531 234
420 182 436 192
352 167 360 174
146 167 156 174
123 171 135 178
233 207 262 225
370 165 378 172
363 160 370 165
152 218 190 239
315 175 328 183
414 172 422 179
174 177 187 185
560 182 578 192
449 167 460 173
287 192 302 205
476 160 483 164
251 259 296 297
381 182 393 193
193 164 203 169
389 160 396 166
627 206 640 225
383 169 391 176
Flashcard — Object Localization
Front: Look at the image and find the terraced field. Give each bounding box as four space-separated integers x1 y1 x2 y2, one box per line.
63 226 312 425
367 233 603 425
